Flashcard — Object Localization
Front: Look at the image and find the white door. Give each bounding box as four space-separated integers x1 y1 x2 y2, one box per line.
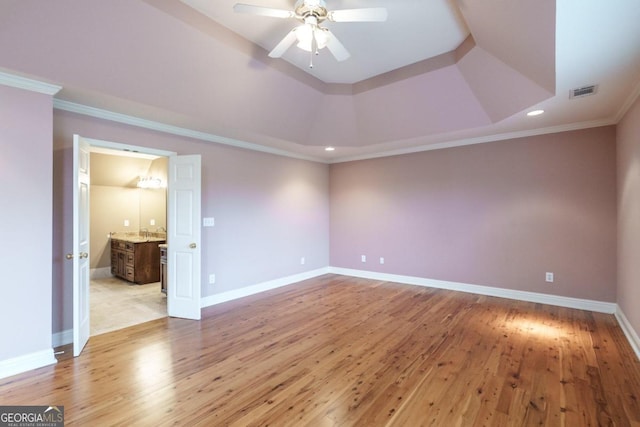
167 155 202 320
72 135 91 356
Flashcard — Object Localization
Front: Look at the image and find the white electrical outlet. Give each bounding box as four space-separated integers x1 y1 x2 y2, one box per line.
124 219 130 227
209 274 216 284
300 257 305 265
150 219 155 226
380 257 385 265
545 272 554 283
361 255 366 263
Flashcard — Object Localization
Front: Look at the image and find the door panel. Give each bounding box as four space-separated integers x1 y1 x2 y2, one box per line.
167 155 201 320
73 135 91 357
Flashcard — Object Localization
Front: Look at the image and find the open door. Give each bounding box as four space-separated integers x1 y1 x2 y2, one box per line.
167 155 202 320
70 141 200 356
72 135 91 356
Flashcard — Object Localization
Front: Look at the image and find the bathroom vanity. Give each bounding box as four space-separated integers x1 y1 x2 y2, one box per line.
111 236 166 284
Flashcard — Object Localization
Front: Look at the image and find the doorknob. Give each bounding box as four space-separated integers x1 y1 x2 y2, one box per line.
66 252 88 259
189 243 197 249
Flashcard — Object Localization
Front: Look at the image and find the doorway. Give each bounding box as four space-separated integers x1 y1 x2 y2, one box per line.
89 147 168 336
72 135 202 357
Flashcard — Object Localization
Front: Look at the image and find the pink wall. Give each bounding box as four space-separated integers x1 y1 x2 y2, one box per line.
0 0 323 147
330 127 617 301
0 85 54 360
0 0 552 150
52 110 330 334
617 95 640 333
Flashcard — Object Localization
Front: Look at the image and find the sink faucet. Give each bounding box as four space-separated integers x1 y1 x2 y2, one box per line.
140 228 149 239
156 226 166 232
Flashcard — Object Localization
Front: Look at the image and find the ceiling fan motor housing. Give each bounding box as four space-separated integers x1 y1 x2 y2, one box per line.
295 0 328 23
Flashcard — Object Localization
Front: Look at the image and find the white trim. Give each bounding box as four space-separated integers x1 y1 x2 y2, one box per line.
53 99 623 165
201 267 330 308
52 329 73 347
53 99 324 163
329 118 616 164
614 77 640 123
0 71 61 95
329 267 617 314
615 307 640 361
90 267 112 280
0 349 57 380
85 137 176 158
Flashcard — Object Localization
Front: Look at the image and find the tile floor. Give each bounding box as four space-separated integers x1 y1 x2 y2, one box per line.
90 276 167 336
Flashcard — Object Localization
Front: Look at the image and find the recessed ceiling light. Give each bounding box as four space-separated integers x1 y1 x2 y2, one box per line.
527 109 544 117
325 146 335 152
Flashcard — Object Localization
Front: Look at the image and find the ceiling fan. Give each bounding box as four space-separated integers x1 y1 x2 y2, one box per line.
233 0 388 67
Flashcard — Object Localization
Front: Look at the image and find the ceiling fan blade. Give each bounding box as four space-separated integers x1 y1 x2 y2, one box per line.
268 29 298 58
327 8 388 22
324 30 350 62
233 3 295 19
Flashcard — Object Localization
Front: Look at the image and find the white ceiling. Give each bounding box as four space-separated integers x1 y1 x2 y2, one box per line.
5 0 637 162
180 0 470 84
168 0 640 162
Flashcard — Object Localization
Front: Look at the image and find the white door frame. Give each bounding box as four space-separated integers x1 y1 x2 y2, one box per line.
70 136 202 355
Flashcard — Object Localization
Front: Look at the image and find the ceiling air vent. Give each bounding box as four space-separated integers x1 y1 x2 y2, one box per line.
570 85 598 99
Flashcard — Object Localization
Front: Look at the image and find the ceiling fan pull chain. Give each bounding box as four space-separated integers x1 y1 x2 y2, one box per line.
309 25 317 68
313 26 320 56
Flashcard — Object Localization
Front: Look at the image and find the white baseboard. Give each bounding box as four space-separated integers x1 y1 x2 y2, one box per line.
0 349 57 380
201 267 330 308
329 267 617 314
615 307 640 361
52 329 73 347
90 267 112 280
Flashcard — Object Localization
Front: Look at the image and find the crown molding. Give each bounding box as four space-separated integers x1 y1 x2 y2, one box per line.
329 118 617 164
0 71 61 95
614 77 640 123
53 99 619 166
52 99 324 163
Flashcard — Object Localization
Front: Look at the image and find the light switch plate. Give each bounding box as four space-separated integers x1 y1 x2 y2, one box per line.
203 217 215 227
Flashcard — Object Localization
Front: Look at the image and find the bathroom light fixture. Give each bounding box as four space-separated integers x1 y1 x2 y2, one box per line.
137 176 163 189
527 109 544 116
325 146 335 152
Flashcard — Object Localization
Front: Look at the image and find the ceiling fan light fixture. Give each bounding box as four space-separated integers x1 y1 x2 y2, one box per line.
234 1 386 64
295 24 328 52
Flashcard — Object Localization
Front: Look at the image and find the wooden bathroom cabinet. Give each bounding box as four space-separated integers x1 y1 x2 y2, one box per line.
111 238 165 284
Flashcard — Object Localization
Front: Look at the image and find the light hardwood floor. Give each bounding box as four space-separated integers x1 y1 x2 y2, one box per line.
2 274 639 425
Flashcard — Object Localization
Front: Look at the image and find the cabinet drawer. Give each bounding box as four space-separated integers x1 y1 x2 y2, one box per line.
125 242 135 251
112 240 126 250
126 252 135 266
125 266 135 282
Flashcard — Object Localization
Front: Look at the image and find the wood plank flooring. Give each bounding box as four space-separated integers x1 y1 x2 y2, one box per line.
1 274 639 426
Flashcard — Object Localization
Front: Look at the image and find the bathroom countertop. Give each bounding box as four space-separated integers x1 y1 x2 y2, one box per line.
111 234 166 243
